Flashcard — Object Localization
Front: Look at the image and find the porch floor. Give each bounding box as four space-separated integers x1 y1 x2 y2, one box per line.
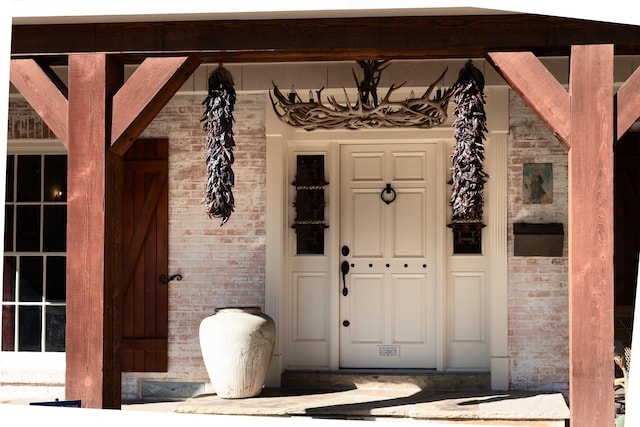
128 371 570 426
167 387 569 426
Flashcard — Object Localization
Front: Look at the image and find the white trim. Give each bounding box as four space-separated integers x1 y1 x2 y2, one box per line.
7 139 67 154
265 97 292 386
484 87 509 389
435 141 447 371
266 85 509 386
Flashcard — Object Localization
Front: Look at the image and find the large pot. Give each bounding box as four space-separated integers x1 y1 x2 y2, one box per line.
199 306 276 399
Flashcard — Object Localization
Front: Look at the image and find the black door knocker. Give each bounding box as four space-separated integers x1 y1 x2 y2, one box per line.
380 183 397 205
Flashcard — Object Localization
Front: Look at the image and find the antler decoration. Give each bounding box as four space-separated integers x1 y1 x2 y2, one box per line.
270 60 453 130
201 64 236 226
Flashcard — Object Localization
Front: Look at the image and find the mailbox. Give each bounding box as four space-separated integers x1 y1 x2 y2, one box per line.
513 222 564 257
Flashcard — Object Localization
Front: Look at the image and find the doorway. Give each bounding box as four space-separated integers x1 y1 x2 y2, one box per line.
338 143 437 368
271 87 508 386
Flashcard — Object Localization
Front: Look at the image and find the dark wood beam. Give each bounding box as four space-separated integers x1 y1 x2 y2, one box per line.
487 52 570 148
9 59 69 145
110 56 201 154
11 14 640 63
488 45 615 427
66 53 110 408
103 57 126 409
567 44 614 427
616 66 640 138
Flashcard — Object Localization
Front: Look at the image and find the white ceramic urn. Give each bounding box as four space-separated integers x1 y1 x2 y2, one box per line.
199 306 276 399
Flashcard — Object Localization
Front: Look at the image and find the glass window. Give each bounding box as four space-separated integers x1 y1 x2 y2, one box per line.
4 206 13 252
16 205 40 251
2 154 67 353
43 206 66 252
291 155 328 255
46 257 66 303
2 306 15 351
17 155 41 202
44 155 66 202
5 155 14 203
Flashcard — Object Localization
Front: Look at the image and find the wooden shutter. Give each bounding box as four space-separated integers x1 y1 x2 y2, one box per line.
121 139 169 372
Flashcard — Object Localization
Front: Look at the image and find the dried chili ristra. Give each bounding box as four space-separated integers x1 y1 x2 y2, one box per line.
201 65 236 225
450 60 489 222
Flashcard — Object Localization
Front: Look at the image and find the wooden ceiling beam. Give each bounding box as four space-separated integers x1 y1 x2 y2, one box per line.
487 51 571 148
616 66 640 139
11 15 640 63
110 55 201 154
9 59 69 145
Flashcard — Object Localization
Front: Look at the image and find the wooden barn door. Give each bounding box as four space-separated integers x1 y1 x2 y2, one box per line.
121 139 169 372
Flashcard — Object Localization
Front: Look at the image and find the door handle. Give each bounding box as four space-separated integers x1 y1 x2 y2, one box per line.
159 273 182 285
341 260 350 296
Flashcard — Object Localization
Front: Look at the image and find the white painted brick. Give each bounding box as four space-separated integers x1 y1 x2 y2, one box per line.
507 91 569 394
6 88 570 399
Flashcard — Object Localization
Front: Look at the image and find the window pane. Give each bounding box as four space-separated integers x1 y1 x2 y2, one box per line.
44 155 67 202
46 256 66 302
3 256 16 301
45 306 65 352
2 305 15 351
18 306 41 351
16 205 40 251
6 155 14 202
3 154 68 353
4 205 13 252
19 256 43 302
17 155 41 202
43 206 66 252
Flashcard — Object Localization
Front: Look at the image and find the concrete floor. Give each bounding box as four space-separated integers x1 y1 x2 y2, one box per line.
1 371 571 426
123 387 570 426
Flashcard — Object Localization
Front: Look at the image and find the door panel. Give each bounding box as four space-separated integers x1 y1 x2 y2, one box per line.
340 143 436 368
350 274 385 342
352 191 384 256
446 272 487 368
122 139 169 372
393 190 426 256
392 275 427 342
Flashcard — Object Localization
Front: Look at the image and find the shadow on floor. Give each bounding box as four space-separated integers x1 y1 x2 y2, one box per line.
176 387 570 425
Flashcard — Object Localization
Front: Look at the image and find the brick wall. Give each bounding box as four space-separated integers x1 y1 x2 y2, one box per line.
7 97 56 139
6 89 570 398
121 93 267 398
507 91 569 393
6 93 267 399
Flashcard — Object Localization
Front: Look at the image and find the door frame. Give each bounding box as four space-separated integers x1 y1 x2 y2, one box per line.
265 86 509 389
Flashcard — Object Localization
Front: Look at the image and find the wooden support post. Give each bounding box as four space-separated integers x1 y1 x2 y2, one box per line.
65 53 119 409
490 45 615 426
568 44 615 426
11 53 198 408
105 150 124 408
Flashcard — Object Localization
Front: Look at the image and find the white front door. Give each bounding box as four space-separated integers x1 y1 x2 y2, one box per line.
339 143 437 368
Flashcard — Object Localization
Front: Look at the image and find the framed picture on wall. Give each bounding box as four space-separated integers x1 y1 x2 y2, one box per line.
523 163 553 204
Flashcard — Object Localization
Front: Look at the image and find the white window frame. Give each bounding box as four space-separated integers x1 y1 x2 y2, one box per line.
1 139 67 354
